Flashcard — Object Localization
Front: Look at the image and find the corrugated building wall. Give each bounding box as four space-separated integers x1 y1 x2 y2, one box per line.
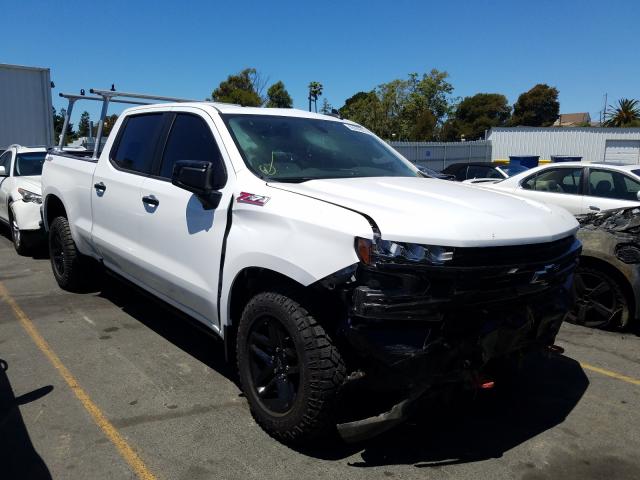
0 63 54 150
488 127 640 164
389 140 491 170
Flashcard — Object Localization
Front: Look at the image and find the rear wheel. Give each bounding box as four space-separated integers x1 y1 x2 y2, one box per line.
568 266 630 330
49 216 85 291
236 292 345 444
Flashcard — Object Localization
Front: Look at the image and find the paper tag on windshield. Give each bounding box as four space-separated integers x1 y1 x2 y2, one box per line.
343 123 369 134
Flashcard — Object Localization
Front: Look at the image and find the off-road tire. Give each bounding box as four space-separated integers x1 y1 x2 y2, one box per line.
236 292 346 444
49 216 85 291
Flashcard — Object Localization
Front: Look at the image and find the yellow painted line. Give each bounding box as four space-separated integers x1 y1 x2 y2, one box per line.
0 283 157 480
580 362 640 386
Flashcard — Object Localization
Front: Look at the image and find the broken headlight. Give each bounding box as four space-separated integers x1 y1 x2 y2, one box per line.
355 237 453 266
18 187 42 204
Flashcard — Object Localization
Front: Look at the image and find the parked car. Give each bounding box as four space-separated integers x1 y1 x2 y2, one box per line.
42 99 580 444
572 208 640 330
0 144 46 254
481 162 640 215
441 162 509 182
416 165 455 180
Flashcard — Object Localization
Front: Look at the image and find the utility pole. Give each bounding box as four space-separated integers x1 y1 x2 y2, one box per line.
601 93 608 125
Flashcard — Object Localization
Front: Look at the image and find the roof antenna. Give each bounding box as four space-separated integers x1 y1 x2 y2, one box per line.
80 89 85 96
111 84 116 92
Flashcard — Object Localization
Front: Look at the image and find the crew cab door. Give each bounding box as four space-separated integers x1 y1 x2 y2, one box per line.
135 108 232 327
91 112 168 279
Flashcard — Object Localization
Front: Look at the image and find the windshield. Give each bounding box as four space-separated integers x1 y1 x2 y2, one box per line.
15 152 46 176
222 114 419 182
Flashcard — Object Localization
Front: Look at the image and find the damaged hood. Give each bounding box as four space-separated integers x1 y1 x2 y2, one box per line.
271 177 578 247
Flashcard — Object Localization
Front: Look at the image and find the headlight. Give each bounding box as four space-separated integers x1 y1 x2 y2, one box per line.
18 187 42 204
355 237 453 266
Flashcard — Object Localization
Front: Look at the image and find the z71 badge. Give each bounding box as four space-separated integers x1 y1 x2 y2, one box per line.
237 192 270 206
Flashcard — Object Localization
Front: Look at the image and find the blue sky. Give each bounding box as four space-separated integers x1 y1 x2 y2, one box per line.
3 0 639 125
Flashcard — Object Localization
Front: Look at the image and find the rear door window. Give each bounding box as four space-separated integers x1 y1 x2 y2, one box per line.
111 113 165 175
587 169 640 201
158 113 226 182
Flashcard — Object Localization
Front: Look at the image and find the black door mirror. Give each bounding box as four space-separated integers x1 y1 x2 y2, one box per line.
172 160 222 209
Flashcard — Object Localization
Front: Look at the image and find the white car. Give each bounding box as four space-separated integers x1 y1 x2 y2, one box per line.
481 162 640 215
0 145 46 254
42 97 580 444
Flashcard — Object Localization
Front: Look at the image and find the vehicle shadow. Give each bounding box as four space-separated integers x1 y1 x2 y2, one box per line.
308 352 590 466
97 275 236 383
0 358 53 479
96 275 589 467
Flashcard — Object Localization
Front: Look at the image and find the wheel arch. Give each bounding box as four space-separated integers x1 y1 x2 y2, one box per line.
43 194 68 231
223 267 307 361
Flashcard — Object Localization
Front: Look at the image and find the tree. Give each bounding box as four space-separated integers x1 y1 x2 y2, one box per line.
442 93 511 141
212 68 263 106
320 98 333 114
604 98 640 127
53 107 75 145
337 70 455 140
77 111 91 137
510 84 559 127
102 114 119 136
265 81 293 108
308 81 323 112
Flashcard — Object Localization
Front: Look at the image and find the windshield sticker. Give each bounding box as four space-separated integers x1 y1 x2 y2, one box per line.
237 192 270 206
343 123 369 134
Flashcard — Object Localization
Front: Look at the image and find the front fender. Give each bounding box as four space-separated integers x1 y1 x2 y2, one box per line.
9 199 42 231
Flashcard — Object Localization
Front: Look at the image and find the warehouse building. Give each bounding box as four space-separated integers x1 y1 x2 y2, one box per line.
488 127 640 164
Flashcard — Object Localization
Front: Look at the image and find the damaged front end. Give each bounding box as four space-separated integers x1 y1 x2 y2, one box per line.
317 234 581 441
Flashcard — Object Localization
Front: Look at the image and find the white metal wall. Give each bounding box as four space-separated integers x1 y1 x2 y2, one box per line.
389 140 491 170
0 64 54 150
488 127 640 164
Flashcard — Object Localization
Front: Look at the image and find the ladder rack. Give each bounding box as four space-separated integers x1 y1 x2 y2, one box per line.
57 87 199 158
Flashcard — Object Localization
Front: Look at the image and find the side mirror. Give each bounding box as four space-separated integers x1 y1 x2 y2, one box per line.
172 160 223 210
0 166 6 177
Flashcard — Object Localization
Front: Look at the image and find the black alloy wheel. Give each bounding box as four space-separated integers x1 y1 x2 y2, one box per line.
247 315 301 415
569 267 629 330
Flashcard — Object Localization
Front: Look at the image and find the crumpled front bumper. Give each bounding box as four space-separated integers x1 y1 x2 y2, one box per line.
10 199 43 231
341 237 581 390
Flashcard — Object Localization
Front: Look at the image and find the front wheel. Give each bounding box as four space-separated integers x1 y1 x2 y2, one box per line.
236 292 345 444
48 216 85 291
9 212 30 256
568 266 630 330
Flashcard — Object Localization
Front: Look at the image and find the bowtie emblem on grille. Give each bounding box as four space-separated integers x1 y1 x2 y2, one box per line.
530 264 559 285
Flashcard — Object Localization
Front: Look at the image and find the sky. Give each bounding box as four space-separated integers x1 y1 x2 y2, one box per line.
3 0 639 125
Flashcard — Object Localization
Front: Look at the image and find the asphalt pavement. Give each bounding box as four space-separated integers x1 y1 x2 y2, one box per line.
1 230 639 480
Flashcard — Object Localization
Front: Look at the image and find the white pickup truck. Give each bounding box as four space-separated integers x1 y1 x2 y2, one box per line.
41 98 581 444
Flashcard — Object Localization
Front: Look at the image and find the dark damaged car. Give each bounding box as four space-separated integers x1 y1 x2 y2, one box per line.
572 207 640 330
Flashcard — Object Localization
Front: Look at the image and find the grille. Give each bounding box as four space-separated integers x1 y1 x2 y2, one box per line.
450 236 577 267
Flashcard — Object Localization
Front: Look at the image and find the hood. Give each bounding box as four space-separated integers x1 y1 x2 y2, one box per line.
270 177 578 247
15 176 42 194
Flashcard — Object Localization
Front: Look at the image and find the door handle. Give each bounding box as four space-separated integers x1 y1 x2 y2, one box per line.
94 182 106 192
588 205 600 211
142 195 159 207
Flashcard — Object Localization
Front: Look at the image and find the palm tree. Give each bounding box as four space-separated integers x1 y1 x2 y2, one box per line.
604 98 640 127
308 81 323 112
